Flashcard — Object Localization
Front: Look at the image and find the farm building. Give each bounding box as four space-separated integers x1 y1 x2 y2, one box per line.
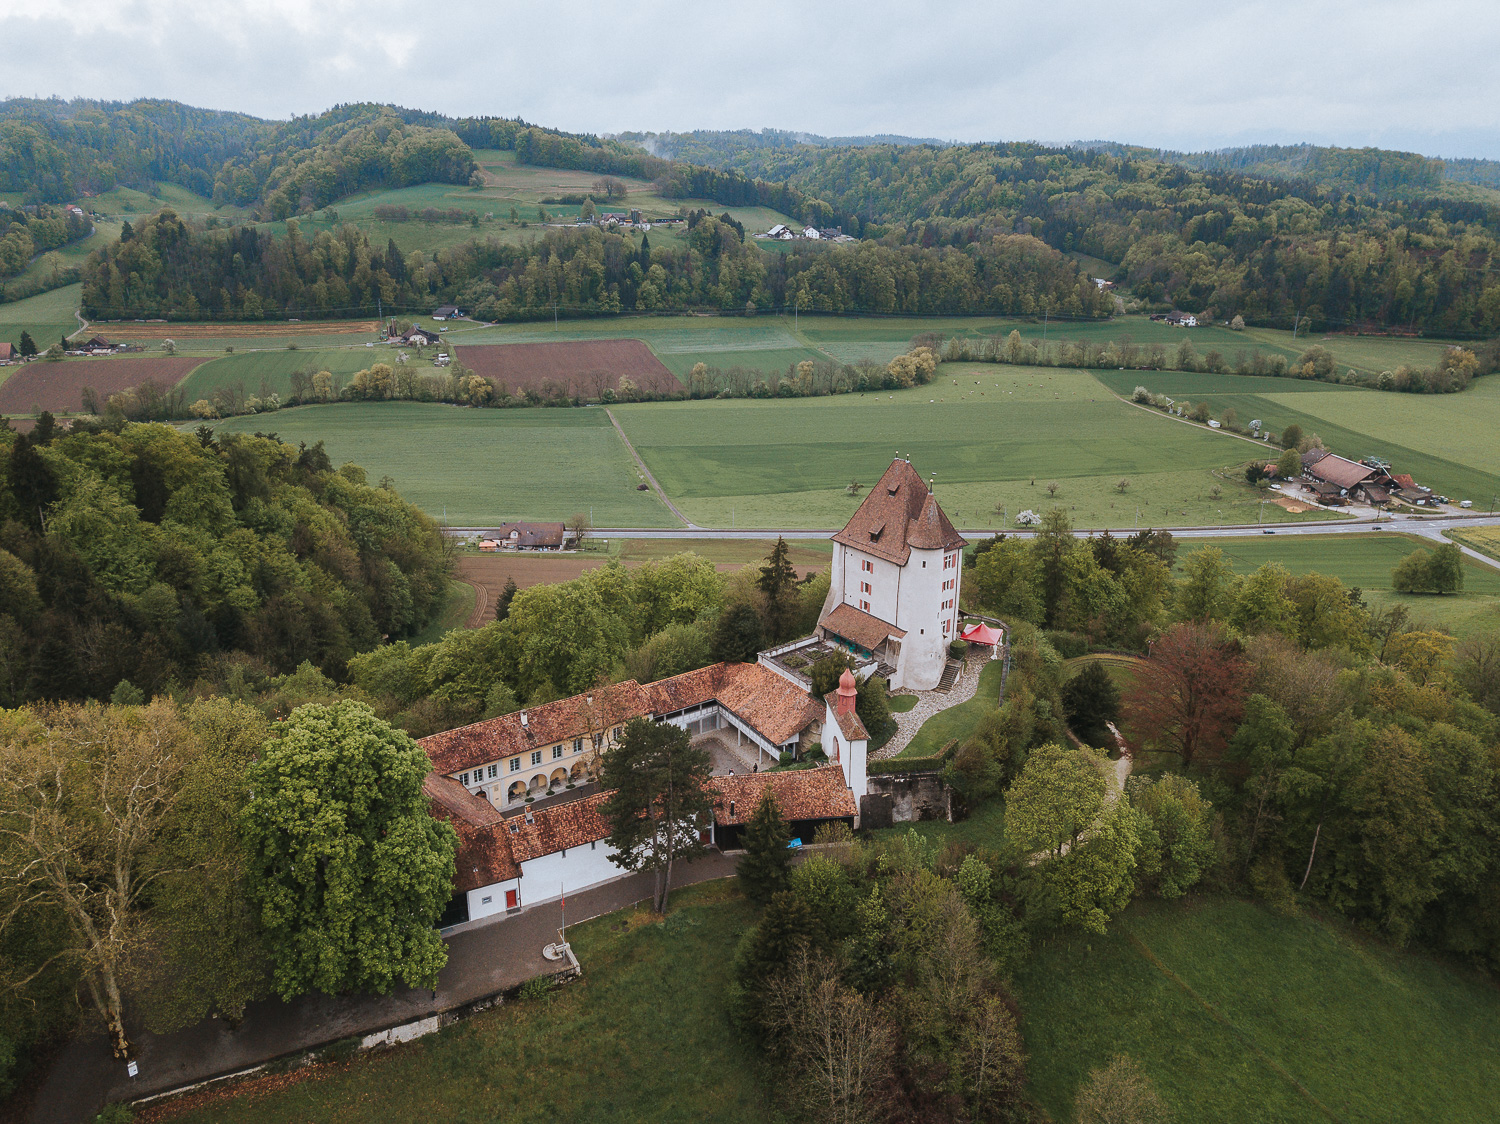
478 521 574 551
419 660 868 924
818 457 966 691
1306 453 1377 491
1164 311 1198 327
432 305 464 320
0 343 14 363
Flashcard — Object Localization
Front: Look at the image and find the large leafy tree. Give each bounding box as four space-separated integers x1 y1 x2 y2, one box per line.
243 700 457 999
1130 621 1249 766
599 717 714 913
0 699 265 1057
1004 743 1107 858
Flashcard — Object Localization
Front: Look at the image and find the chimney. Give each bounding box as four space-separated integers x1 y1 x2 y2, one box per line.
729 800 735 817
520 711 528 727
836 669 858 717
524 807 534 824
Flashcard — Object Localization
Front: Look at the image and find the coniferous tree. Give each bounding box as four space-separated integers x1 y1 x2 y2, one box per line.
738 790 791 903
1062 660 1122 747
17 330 36 357
497 576 519 622
758 536 799 642
711 602 764 663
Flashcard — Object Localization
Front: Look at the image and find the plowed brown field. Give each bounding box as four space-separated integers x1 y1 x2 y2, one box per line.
0 356 204 414
457 340 680 398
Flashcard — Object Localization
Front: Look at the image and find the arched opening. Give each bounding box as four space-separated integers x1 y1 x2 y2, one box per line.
569 761 588 783
507 780 527 803
549 768 568 790
528 773 547 795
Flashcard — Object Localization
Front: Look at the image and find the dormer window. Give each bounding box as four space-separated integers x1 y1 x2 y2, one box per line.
868 523 885 542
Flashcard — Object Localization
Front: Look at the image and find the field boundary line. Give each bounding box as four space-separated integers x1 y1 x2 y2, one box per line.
604 407 693 528
459 578 488 628
1122 925 1346 1123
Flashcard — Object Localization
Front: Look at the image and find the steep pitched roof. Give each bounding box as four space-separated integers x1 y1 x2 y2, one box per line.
421 681 650 775
1308 454 1375 490
503 792 613 863
824 692 869 743
711 766 858 826
423 772 505 828
821 602 906 651
832 459 966 565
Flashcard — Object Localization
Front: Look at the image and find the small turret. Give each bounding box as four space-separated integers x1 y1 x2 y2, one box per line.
836 669 858 716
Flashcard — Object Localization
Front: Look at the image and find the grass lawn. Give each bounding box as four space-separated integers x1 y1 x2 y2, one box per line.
1017 895 1500 1123
888 693 920 713
898 659 1005 757
613 366 1334 530
407 581 478 647
208 403 677 527
155 882 773 1124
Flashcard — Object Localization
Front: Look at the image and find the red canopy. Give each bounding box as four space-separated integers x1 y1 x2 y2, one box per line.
960 622 1002 645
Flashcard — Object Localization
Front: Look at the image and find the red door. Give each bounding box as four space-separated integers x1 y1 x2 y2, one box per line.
505 889 518 910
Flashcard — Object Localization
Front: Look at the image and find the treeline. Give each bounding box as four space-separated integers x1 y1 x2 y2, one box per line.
683 138 1500 335
0 202 92 278
0 417 449 706
960 511 1500 972
80 209 1109 322
938 328 1496 394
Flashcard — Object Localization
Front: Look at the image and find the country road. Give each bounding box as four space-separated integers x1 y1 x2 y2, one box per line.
440 512 1500 571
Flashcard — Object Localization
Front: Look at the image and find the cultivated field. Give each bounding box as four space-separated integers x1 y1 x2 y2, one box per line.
1450 525 1500 563
177 348 393 401
1017 896 1500 1123
612 365 1329 530
457 340 681 397
99 319 381 341
1095 369 1500 505
0 284 84 371
0 354 203 414
209 402 676 527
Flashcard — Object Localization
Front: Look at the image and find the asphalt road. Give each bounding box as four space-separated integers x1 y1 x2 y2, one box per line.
442 513 1500 568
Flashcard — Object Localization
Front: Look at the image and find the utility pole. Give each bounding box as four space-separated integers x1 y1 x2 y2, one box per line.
1292 309 1301 340
794 292 799 331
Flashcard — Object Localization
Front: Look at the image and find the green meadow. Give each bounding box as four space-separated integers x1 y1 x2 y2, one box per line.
209 402 675 528
1182 532 1500 639
178 347 400 401
612 365 1322 530
1015 896 1500 1124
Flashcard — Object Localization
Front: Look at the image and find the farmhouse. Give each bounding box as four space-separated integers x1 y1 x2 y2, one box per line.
1305 452 1375 491
0 343 14 363
1164 311 1198 327
818 458 966 691
478 521 574 551
419 660 868 924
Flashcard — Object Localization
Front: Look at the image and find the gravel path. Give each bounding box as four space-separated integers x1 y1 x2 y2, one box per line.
874 655 992 760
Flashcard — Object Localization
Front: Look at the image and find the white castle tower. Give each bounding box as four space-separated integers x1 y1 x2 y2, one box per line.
818 458 967 691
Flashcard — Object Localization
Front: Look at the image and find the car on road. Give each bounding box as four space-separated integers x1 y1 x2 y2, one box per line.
1262 529 1276 534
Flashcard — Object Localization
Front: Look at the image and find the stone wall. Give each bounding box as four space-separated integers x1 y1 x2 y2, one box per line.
861 770 952 827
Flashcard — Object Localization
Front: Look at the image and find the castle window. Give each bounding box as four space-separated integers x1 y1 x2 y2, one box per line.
861 560 873 573
488 764 498 778
510 758 521 772
860 599 871 612
553 746 564 760
860 581 871 594
531 750 542 766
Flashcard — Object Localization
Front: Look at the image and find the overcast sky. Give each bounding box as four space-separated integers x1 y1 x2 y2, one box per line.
3 0 1498 159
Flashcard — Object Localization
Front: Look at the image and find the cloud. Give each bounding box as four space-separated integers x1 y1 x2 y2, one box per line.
1 0 1497 157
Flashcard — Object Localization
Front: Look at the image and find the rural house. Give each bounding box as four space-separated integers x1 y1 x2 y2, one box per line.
817 458 966 690
0 343 14 363
478 521 574 551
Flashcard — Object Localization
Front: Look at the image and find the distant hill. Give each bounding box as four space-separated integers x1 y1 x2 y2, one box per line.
613 128 949 176
1075 140 1500 202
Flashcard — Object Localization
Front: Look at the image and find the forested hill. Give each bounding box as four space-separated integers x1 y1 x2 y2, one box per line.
636 138 1500 335
0 100 478 209
613 128 949 171
1077 140 1500 202
0 417 450 705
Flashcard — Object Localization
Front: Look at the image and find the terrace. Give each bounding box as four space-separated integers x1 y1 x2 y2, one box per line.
758 635 879 688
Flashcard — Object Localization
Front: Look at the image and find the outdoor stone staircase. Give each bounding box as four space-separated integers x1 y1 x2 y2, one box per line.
934 659 963 693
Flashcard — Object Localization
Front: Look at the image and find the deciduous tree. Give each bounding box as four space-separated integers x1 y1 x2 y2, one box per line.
243 700 457 999
1131 621 1248 766
1005 743 1106 858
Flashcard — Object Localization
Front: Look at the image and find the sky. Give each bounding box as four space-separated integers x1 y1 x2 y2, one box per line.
2 0 1499 159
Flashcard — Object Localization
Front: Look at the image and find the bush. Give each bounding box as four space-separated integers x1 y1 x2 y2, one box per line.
948 638 968 659
518 976 555 1000
1045 630 1088 659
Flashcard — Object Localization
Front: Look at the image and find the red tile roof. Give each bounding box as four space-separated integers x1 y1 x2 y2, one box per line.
824 692 869 742
1391 473 1415 490
712 766 858 826
832 459 966 565
821 602 904 651
423 772 505 828
503 792 613 862
643 662 821 747
421 681 649 775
